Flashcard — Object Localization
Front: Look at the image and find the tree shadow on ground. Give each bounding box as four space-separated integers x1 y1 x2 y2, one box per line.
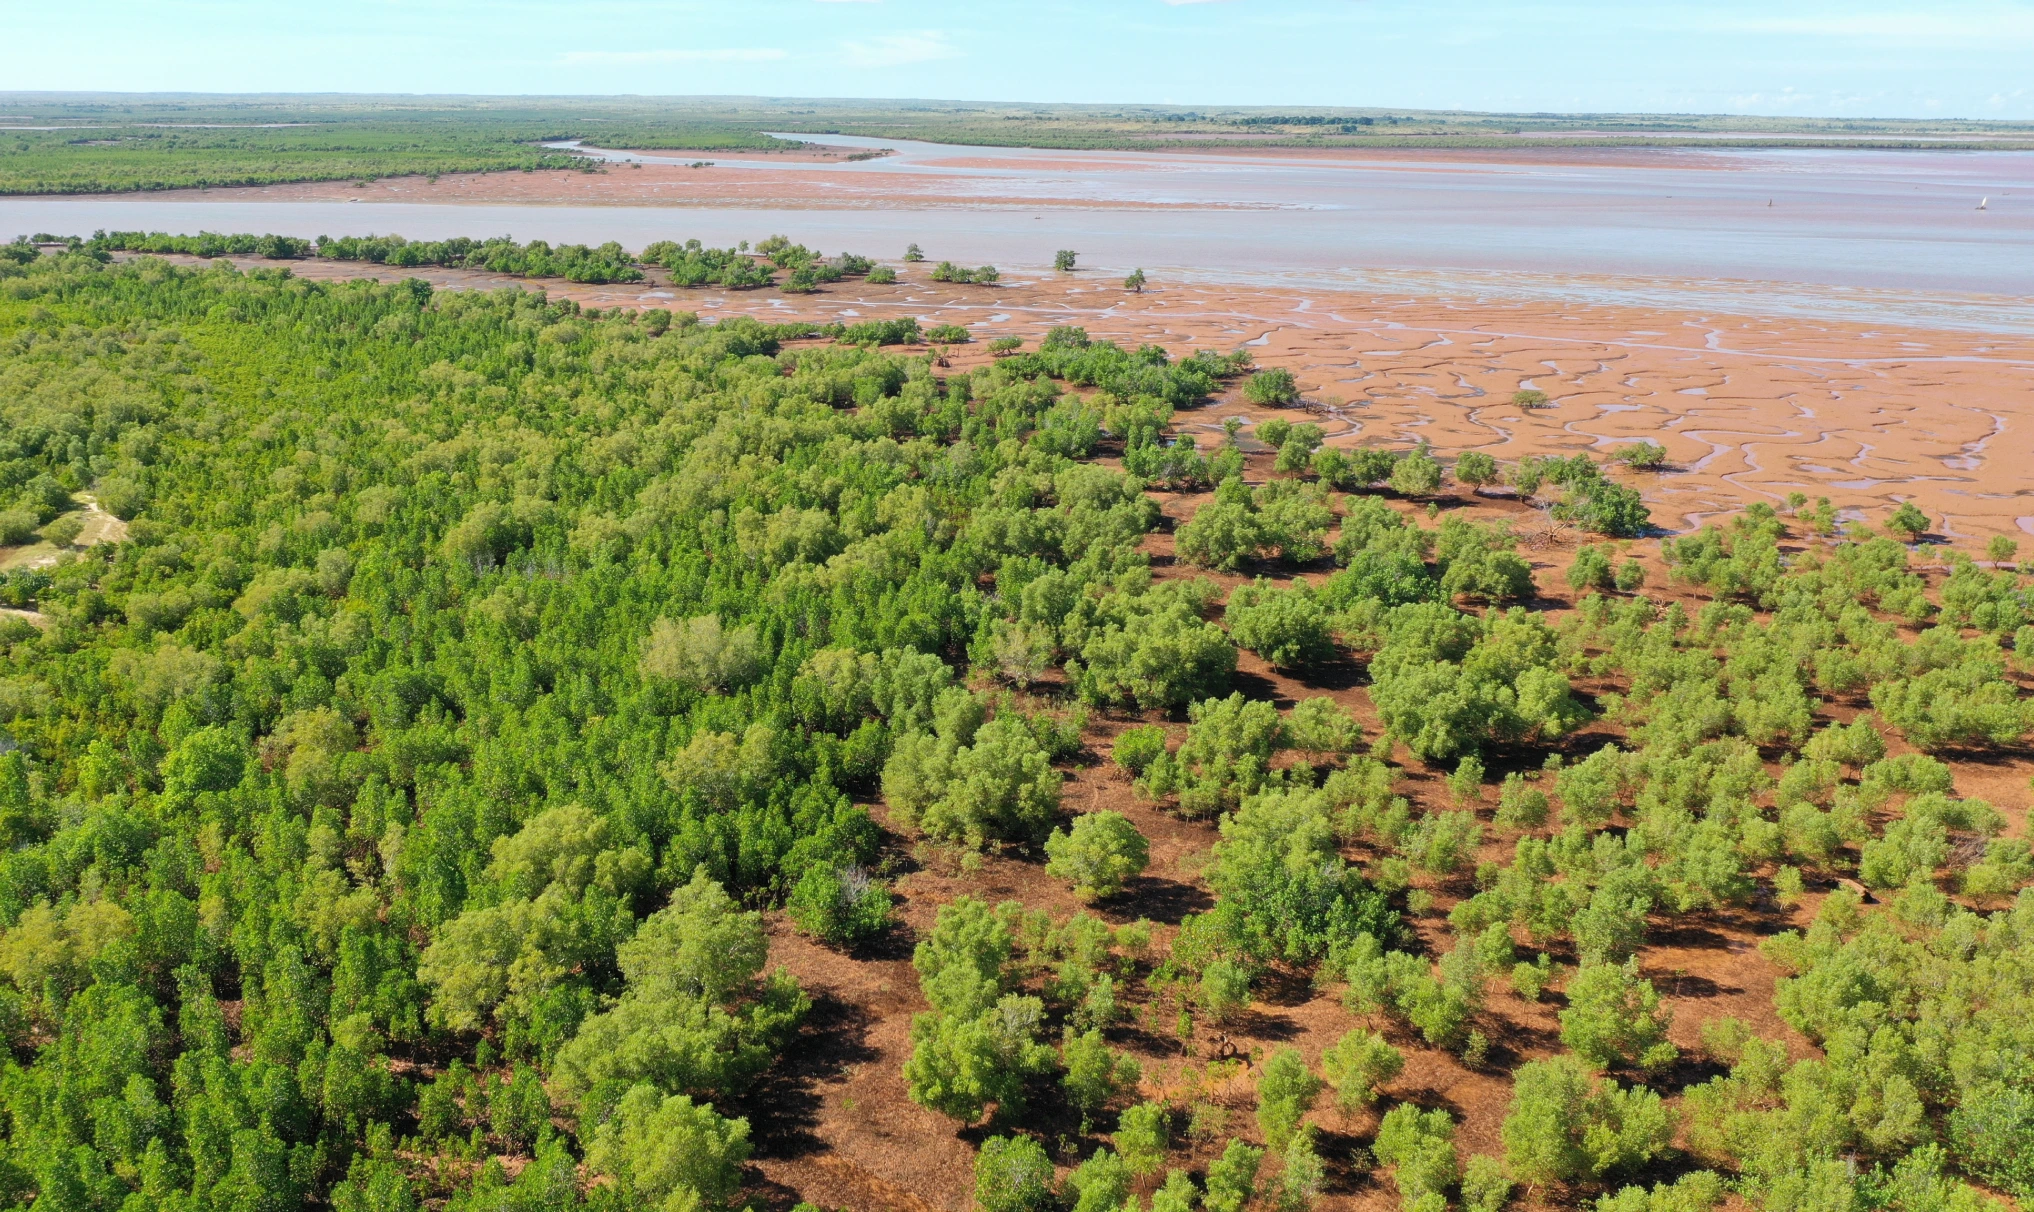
1103 874 1213 926
1252 968 1323 1009
1226 1005 1302 1043
742 1176 810 1212
848 918 919 964
1651 1053 1730 1095
1645 919 1734 952
1656 972 1734 1000
1230 669 1294 709
1291 655 1368 692
735 991 884 1162
1313 1125 1387 1193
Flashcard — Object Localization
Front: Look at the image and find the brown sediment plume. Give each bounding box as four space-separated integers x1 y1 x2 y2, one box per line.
117 143 1829 211
125 144 1746 210
153 252 2034 540
121 163 1208 211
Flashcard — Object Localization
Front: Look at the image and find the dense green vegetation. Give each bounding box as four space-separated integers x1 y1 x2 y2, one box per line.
38 230 908 293
0 247 1252 1210
0 97 800 195
88 233 646 285
0 244 2030 1212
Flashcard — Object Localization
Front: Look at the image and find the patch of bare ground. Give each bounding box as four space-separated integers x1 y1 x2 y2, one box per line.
0 498 124 573
741 912 971 1212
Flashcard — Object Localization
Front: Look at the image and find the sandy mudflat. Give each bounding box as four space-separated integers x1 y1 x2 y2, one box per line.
123 144 1743 210
602 143 892 164
70 142 2031 306
116 145 1751 212
114 140 1955 211
156 253 2034 540
143 164 1224 210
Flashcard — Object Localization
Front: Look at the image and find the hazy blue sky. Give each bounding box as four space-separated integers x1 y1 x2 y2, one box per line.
6 0 2032 120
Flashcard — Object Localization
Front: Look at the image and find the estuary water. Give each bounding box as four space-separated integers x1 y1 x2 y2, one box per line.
4 134 2031 330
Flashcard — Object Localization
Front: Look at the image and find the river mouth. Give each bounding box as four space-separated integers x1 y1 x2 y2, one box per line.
7 137 2031 330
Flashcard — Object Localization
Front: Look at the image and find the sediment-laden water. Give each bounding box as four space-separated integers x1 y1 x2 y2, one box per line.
4 137 2029 329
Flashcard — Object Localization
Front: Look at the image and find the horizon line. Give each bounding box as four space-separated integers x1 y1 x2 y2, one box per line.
5 90 2034 128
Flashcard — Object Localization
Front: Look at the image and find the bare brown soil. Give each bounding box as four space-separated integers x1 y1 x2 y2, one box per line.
128 142 1763 212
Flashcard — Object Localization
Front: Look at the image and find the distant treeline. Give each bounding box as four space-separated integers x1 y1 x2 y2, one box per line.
315 235 643 284
0 125 587 195
85 232 646 283
1235 115 1381 127
0 103 802 195
83 231 316 260
70 230 998 292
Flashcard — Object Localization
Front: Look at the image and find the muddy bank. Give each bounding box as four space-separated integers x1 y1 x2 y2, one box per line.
111 163 1215 211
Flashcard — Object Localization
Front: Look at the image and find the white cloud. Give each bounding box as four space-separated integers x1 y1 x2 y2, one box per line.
560 47 788 64
842 31 960 67
1682 8 2034 48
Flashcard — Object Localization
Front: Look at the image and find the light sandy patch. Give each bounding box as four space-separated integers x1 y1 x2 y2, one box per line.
0 542 57 572
72 496 128 546
0 498 126 572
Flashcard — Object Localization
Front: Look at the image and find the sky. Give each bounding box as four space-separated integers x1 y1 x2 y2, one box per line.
4 0 2032 121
